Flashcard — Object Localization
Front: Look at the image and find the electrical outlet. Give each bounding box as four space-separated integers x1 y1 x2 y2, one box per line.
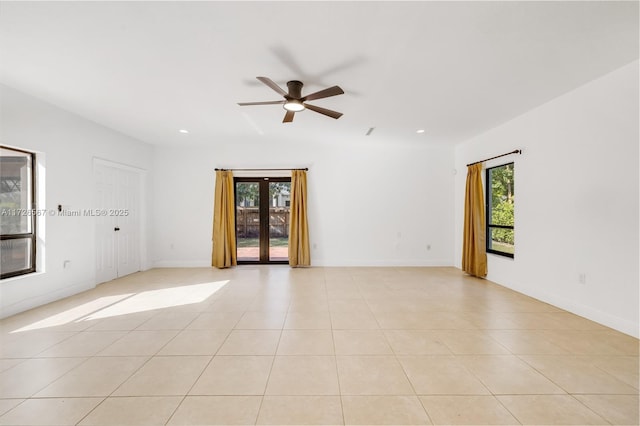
579 273 586 284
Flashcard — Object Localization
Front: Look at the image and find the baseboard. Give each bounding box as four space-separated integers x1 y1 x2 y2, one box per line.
152 259 454 268
521 286 639 338
152 260 211 268
473 269 639 338
1 280 95 319
312 259 454 267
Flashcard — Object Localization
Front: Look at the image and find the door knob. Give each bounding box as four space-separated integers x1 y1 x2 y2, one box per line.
114 227 120 231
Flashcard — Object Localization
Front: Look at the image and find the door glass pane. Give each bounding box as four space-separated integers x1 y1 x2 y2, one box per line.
269 182 290 261
236 182 259 261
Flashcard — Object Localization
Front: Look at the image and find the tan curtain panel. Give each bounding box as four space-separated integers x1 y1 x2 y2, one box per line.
289 170 310 267
462 163 487 277
212 170 237 269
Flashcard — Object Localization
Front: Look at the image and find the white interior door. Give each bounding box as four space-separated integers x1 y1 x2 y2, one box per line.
95 162 141 283
95 164 117 283
115 168 140 277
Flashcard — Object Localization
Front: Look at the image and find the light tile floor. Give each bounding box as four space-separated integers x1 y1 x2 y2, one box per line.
0 266 638 425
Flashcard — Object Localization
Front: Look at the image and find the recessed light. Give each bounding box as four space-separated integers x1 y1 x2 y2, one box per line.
179 129 189 134
416 129 425 134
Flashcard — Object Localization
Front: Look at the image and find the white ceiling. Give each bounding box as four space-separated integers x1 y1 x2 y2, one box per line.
0 1 637 146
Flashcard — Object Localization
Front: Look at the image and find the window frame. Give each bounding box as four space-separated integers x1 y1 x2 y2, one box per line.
485 162 515 259
234 176 291 265
1 146 37 279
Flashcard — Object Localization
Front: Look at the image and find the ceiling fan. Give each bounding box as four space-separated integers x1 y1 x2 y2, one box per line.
238 76 344 123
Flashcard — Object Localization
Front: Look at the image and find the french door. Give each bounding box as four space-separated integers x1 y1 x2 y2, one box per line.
235 177 291 264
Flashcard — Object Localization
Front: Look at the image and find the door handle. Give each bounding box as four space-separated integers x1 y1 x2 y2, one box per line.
114 227 120 231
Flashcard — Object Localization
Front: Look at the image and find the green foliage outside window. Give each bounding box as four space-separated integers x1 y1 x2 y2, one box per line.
236 182 290 206
487 163 515 253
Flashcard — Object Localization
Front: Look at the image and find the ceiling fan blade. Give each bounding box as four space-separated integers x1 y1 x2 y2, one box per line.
283 110 295 123
303 103 343 119
237 100 286 106
256 76 288 97
302 85 344 101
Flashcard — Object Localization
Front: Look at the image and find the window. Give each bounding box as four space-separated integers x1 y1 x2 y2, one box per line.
1 146 36 278
486 162 514 258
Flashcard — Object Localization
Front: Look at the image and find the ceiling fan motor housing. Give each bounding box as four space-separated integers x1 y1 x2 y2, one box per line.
286 80 304 99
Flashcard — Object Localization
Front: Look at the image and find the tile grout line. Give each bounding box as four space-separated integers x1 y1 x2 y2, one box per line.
253 296 289 425
325 271 346 426
378 276 434 426
77 305 209 425
509 353 620 425
161 312 228 426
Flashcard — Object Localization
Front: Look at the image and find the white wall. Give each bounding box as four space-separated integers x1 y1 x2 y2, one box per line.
454 61 639 337
152 136 454 268
0 84 153 318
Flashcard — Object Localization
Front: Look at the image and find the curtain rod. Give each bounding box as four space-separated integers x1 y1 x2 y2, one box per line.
467 149 521 167
215 167 308 171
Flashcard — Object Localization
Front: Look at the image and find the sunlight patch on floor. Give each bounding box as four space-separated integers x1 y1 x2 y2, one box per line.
84 280 229 320
11 294 134 333
11 280 229 333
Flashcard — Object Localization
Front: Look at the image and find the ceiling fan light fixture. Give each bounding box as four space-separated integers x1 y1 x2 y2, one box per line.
239 76 343 122
283 100 305 112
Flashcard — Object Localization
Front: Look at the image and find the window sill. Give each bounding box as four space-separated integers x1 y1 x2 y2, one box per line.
487 251 515 259
1 271 45 283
